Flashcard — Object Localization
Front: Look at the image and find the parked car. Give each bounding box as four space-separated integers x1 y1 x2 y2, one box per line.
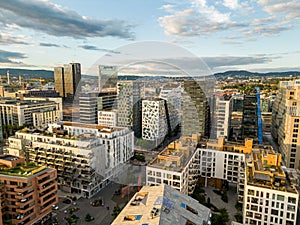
52 205 59 210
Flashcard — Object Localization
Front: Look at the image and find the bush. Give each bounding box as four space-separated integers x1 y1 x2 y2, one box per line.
234 213 243 223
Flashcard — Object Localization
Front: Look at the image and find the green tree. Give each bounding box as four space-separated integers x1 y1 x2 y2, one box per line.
112 205 122 218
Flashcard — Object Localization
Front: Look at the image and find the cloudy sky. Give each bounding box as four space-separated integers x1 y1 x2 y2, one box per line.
0 0 299 74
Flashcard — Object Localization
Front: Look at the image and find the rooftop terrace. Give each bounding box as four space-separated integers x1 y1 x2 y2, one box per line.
247 148 298 194
148 137 198 172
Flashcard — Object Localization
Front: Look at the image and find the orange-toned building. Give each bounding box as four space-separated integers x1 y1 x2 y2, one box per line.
0 155 58 225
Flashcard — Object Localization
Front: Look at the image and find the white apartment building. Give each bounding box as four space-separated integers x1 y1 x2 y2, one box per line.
146 135 201 195
142 99 168 143
243 148 299 225
98 110 117 127
6 122 134 198
62 122 134 178
214 93 232 139
0 98 61 128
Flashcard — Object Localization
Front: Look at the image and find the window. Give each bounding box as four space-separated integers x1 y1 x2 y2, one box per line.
294 119 299 123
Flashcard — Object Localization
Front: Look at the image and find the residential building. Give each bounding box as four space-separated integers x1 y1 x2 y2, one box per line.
54 63 81 99
79 92 98 124
117 81 142 137
6 122 133 198
181 80 209 137
146 134 201 195
243 148 299 225
214 94 233 140
98 65 118 92
142 98 168 143
0 155 58 225
98 110 117 127
111 184 211 225
272 79 300 168
0 98 61 128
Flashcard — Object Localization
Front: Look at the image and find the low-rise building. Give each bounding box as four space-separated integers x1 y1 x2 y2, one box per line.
98 110 117 127
111 184 211 225
7 122 134 198
0 155 58 225
0 98 61 128
243 148 299 225
146 134 201 194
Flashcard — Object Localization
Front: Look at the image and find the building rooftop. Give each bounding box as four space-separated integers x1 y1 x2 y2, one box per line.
148 136 198 173
0 155 47 177
246 148 298 194
0 98 56 106
111 184 211 225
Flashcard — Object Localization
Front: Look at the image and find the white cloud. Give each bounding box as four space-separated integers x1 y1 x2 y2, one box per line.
223 0 239 10
264 2 300 20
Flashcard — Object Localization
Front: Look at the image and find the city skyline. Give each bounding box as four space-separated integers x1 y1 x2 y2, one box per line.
0 0 299 74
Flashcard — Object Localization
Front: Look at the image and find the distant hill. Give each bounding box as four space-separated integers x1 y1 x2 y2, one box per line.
0 68 54 79
0 68 299 80
214 70 300 79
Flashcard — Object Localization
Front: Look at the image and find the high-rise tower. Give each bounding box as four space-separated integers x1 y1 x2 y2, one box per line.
117 80 142 137
54 63 81 99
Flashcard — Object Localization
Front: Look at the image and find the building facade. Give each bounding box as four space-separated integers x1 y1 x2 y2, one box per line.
98 110 117 127
142 99 168 143
117 81 142 137
98 65 118 92
0 155 58 225
7 122 133 198
181 80 209 137
0 98 61 128
54 63 81 99
243 148 298 225
272 80 300 169
79 92 98 124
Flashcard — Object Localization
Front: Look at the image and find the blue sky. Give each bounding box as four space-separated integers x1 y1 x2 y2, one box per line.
0 0 299 74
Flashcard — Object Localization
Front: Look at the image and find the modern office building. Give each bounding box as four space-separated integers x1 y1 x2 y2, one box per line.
146 134 201 195
98 65 118 92
242 95 258 142
243 148 299 225
0 155 58 225
181 80 209 137
54 63 81 99
159 84 181 131
98 110 117 127
0 98 61 128
142 98 168 143
117 81 142 137
7 122 133 197
213 94 233 140
111 184 211 225
79 92 99 124
272 79 300 168
98 91 117 110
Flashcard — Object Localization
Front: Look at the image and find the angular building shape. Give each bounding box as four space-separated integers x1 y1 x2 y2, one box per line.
181 80 209 137
159 84 181 131
0 155 58 225
0 98 61 128
272 79 300 168
117 81 142 137
142 98 168 143
79 92 99 124
54 63 81 99
146 134 201 195
111 184 211 225
7 122 134 197
98 65 118 92
98 91 117 110
243 148 299 225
